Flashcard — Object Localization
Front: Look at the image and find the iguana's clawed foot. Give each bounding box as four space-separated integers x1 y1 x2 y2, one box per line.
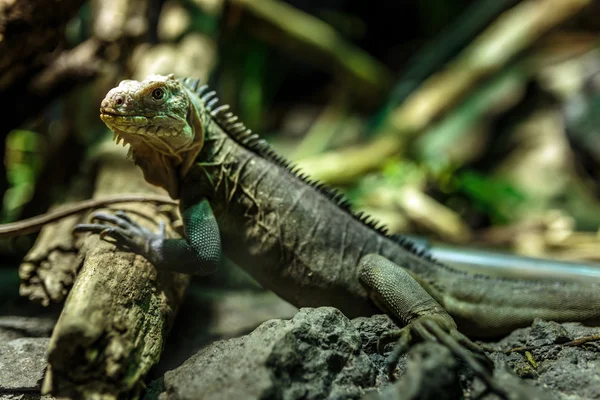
74 211 166 258
379 317 500 394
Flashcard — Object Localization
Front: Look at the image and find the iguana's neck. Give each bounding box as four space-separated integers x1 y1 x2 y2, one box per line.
180 118 270 233
180 117 246 208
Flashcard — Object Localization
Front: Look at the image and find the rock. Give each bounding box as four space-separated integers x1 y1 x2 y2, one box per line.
490 320 600 399
153 288 297 377
0 298 60 345
0 327 21 345
364 342 552 400
0 317 56 343
364 342 462 400
351 314 396 355
489 364 559 400
0 338 49 391
527 319 571 347
0 295 56 398
155 308 600 400
160 307 381 400
0 395 55 400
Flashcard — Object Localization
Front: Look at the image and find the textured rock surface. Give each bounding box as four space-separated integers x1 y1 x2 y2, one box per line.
0 317 55 343
490 319 600 400
3 267 600 400
0 395 54 400
160 307 382 400
0 281 58 399
155 309 600 400
153 286 298 377
0 338 49 391
364 342 462 400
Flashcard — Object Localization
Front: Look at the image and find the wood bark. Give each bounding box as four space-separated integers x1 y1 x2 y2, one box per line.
34 144 189 399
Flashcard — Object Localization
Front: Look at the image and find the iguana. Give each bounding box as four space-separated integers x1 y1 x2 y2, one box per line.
73 74 600 393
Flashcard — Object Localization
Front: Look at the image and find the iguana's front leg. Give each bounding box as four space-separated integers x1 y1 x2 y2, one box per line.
358 254 498 390
74 199 221 275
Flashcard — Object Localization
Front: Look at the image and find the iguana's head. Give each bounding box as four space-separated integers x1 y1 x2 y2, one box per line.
100 74 205 198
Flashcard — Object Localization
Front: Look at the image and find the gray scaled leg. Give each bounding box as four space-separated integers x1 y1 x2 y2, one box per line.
74 199 220 275
358 254 502 395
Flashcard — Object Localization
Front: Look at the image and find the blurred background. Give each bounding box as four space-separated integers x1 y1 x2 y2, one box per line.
1 0 600 271
2 2 600 397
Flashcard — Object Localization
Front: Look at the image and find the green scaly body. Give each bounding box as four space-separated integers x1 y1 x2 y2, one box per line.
178 78 600 337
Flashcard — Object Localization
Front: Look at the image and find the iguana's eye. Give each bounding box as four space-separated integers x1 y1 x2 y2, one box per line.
151 88 165 100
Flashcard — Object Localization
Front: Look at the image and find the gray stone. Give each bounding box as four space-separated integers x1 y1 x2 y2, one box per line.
0 395 56 400
527 319 571 347
351 314 396 355
488 364 558 400
0 329 21 345
491 321 600 400
365 342 462 400
0 338 49 391
0 317 55 344
161 307 379 400
155 303 600 400
154 289 298 377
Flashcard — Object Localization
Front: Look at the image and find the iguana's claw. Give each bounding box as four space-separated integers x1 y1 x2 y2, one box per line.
74 211 166 256
379 317 493 384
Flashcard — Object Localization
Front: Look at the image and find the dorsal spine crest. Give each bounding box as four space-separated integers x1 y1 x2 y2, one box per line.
179 77 440 264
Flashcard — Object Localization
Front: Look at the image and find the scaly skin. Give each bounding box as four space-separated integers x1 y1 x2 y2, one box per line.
80 74 600 393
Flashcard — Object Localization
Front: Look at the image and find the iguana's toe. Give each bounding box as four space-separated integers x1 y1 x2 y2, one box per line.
74 211 165 255
379 317 498 395
90 211 143 230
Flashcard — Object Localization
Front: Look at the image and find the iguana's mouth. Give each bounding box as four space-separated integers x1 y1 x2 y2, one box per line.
100 109 121 117
100 104 158 118
100 107 138 117
101 111 149 124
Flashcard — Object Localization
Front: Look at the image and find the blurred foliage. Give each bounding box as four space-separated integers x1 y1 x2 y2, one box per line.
453 171 527 224
2 0 600 261
2 130 43 223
